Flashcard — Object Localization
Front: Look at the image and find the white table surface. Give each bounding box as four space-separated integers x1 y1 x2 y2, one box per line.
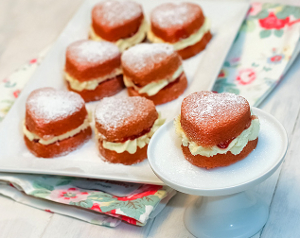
1 0 300 237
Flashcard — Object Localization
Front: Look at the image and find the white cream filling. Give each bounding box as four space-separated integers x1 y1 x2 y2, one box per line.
65 68 123 91
89 19 148 52
23 117 91 145
123 65 183 96
147 18 210 51
174 114 260 157
97 114 165 154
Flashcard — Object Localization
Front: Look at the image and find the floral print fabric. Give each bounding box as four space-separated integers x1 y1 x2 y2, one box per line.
0 173 176 227
0 57 43 122
213 2 300 106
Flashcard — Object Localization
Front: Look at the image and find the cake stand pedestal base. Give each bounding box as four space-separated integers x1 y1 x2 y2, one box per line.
184 191 268 238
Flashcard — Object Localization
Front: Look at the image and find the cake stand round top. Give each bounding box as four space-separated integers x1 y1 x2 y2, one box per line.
148 108 288 197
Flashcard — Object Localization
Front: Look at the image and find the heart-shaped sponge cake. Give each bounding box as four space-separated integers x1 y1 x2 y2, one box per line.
90 0 147 51
175 91 260 169
148 2 212 59
95 96 165 165
23 87 92 158
121 43 187 105
65 40 124 102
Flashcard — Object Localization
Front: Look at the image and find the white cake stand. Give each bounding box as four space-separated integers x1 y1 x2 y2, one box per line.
148 108 288 238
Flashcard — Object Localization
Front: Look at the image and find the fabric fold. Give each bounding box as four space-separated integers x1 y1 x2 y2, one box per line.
0 173 176 227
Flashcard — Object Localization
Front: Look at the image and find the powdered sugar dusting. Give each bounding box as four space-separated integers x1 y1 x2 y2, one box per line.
183 92 249 124
93 0 142 27
95 96 150 130
151 3 200 29
67 40 120 64
121 43 174 73
27 88 84 123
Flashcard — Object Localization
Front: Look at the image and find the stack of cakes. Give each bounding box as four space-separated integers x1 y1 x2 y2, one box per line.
23 0 214 164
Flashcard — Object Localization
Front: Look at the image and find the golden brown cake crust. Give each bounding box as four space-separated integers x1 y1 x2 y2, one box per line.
24 127 92 158
65 40 121 81
127 73 188 105
181 91 251 147
177 31 212 60
95 96 158 142
182 138 258 169
121 43 182 87
66 75 124 103
91 0 144 41
98 141 147 165
25 88 88 138
150 2 205 43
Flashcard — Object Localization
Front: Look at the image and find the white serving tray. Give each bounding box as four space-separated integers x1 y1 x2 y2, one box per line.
0 0 249 185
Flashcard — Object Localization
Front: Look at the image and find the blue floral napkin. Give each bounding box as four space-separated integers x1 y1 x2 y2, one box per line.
213 2 300 106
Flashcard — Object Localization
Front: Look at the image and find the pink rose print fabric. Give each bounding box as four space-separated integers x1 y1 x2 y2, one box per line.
213 2 300 106
267 53 285 64
50 188 89 202
0 56 43 122
0 174 176 228
259 12 289 30
236 68 257 85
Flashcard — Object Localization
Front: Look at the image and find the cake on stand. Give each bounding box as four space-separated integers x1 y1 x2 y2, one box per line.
148 108 288 238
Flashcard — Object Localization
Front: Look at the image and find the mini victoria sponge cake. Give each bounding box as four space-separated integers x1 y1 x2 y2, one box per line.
89 0 147 52
148 2 212 59
95 96 165 165
65 40 124 102
175 91 260 169
23 88 92 158
121 43 188 105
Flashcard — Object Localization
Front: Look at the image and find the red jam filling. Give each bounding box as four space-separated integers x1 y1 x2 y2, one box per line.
216 117 254 149
217 137 236 149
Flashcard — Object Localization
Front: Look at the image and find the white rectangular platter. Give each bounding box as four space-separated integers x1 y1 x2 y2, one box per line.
0 0 249 185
